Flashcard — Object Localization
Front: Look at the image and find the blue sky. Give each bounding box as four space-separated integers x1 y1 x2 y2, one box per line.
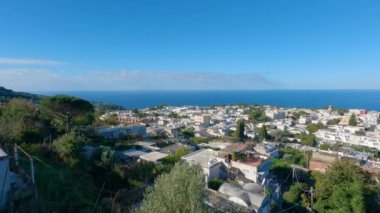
0 0 379 91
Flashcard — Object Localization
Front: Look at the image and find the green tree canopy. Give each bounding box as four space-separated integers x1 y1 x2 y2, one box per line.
313 159 379 213
299 133 316 147
349 114 358 126
235 119 245 141
292 110 309 119
181 128 195 139
53 131 88 166
162 147 191 165
250 108 267 123
41 95 94 132
306 123 325 133
258 125 268 142
139 163 206 213
283 184 301 204
0 99 47 143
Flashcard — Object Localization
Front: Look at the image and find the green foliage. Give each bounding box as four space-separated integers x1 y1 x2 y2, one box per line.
349 114 358 126
162 147 191 165
319 144 331 151
126 162 171 184
139 163 206 213
235 119 245 141
250 108 267 123
280 147 311 168
189 137 210 144
53 131 88 166
258 125 268 142
355 129 366 136
133 108 147 118
19 144 96 212
0 86 42 103
95 147 116 169
292 110 309 119
181 128 195 139
299 133 316 147
208 178 224 190
329 118 341 125
313 159 379 213
283 184 301 203
231 151 241 161
0 99 48 143
306 123 325 133
41 95 94 132
269 158 292 185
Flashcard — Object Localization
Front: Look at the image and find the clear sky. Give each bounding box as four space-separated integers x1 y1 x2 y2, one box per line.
0 0 379 91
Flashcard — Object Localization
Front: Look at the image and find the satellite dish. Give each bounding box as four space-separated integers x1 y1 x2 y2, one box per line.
261 178 266 186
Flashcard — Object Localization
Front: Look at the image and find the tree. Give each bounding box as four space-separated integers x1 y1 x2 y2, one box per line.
162 147 191 165
181 128 195 139
283 184 301 204
0 99 47 143
208 178 223 190
313 159 379 213
306 123 325 134
139 163 206 213
53 131 88 166
258 125 268 142
41 95 94 132
355 130 366 136
319 144 331 151
349 114 357 126
292 111 309 119
96 147 116 169
250 108 267 123
235 119 245 141
329 118 341 125
189 137 209 144
299 133 316 147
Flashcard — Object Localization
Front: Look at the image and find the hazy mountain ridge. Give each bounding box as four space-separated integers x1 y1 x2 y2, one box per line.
0 86 43 103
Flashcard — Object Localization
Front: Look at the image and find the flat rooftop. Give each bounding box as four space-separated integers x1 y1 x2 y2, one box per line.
182 149 221 168
239 157 264 167
140 151 168 162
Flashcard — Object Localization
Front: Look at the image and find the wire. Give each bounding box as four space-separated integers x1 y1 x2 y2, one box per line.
276 204 296 213
280 169 293 185
31 154 116 194
293 169 310 193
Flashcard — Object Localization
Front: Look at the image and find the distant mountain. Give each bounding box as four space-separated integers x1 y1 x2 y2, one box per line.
0 86 125 110
0 86 43 103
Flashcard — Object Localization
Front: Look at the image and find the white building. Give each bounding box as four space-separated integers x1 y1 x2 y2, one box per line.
97 124 147 139
193 114 211 126
182 149 224 182
265 110 285 120
218 182 270 213
0 148 11 210
315 129 380 150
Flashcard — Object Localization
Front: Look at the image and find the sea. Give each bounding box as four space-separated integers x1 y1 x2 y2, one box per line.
36 90 380 111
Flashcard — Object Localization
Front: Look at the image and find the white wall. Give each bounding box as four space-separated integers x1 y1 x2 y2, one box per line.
0 157 11 209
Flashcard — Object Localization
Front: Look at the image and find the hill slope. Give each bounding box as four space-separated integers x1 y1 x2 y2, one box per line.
0 86 43 103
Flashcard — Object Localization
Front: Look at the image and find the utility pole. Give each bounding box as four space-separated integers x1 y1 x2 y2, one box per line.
14 145 35 184
292 167 295 179
30 157 35 184
310 186 314 213
14 145 19 167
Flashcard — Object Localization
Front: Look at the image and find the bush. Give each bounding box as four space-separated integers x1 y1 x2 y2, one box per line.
53 131 88 166
139 163 206 213
319 144 331 151
208 179 224 190
162 147 191 165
